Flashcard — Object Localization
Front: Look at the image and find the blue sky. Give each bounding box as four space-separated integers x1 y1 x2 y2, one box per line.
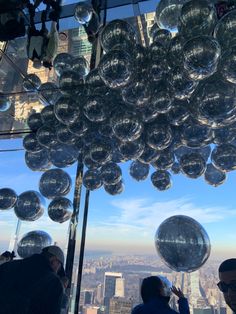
0 138 236 260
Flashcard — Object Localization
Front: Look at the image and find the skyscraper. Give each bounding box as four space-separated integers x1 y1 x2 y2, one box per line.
103 272 123 314
109 297 133 314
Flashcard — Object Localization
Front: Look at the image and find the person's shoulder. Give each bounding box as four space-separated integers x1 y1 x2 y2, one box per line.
132 304 145 314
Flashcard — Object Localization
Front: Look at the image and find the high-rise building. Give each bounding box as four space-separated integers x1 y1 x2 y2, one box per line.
83 305 100 314
103 272 123 314
69 27 92 62
115 278 125 297
109 297 133 314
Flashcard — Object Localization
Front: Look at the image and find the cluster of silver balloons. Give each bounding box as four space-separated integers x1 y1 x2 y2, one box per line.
21 0 236 195
0 186 72 223
155 215 211 272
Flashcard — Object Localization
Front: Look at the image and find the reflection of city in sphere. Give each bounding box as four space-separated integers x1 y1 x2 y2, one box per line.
0 188 17 210
17 230 52 259
48 197 72 223
155 215 211 272
22 74 41 92
74 2 93 25
14 191 45 221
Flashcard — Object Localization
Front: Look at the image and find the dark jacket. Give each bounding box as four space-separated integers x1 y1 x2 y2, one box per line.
0 254 63 314
131 297 190 314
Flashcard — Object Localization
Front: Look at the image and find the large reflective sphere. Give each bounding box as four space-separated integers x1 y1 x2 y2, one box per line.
179 0 217 38
53 53 73 77
71 56 89 78
112 111 143 142
23 74 41 92
168 35 184 67
83 169 102 191
56 123 77 144
138 144 160 164
39 82 60 106
100 19 137 52
151 170 172 191
122 80 150 107
156 0 188 32
41 105 56 123
101 162 122 185
23 133 43 153
147 124 172 150
89 139 112 164
204 163 226 187
119 139 144 160
98 49 133 89
25 150 51 171
0 94 11 112
48 197 72 223
49 143 79 168
17 230 52 259
168 99 190 126
59 70 83 94
181 122 212 148
219 47 236 84
152 149 174 171
180 152 206 178
183 36 221 81
155 215 211 272
84 95 108 122
129 160 150 181
211 144 236 172
37 124 57 148
74 2 93 24
214 10 236 51
104 180 124 195
39 168 72 199
0 188 17 210
27 113 43 131
54 96 80 125
14 191 45 221
192 77 236 128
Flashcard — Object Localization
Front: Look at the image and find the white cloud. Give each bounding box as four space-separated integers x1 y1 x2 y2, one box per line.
87 197 236 239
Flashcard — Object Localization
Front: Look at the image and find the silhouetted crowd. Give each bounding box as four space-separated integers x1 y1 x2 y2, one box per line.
0 246 236 314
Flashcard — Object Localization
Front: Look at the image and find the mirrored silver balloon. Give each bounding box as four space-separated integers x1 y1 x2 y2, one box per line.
25 150 51 171
84 95 108 122
53 53 73 77
37 124 57 148
0 188 17 210
23 74 41 92
48 197 72 223
39 82 60 106
0 93 11 112
100 19 137 52
98 49 133 89
147 123 172 150
180 152 206 178
74 2 93 24
129 160 150 181
14 191 45 221
155 215 211 272
153 29 172 48
23 133 43 153
49 143 79 168
54 95 80 126
138 144 160 164
112 111 143 142
83 169 102 190
175 145 211 162
168 99 190 126
17 230 52 259
152 149 175 170
27 113 43 131
56 123 77 144
204 163 226 187
39 168 72 199
68 117 89 137
89 139 112 165
179 0 217 38
71 56 89 78
192 77 236 128
119 139 144 160
211 144 236 172
101 162 122 185
171 162 181 174
219 46 236 84
151 170 172 191
181 122 212 148
168 35 184 67
156 0 188 32
214 10 236 51
213 126 236 145
104 180 124 195
183 36 221 81
59 70 83 94
151 83 173 114
85 68 104 86
41 105 56 124
122 80 150 107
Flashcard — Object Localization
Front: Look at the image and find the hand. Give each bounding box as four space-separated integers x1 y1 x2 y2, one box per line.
171 286 185 298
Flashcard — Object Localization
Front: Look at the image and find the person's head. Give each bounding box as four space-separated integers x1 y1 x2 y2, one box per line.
41 245 64 274
1 251 15 261
218 259 236 312
32 58 42 69
141 276 164 304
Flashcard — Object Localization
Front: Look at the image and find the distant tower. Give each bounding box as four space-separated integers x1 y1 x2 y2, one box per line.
103 272 123 314
115 278 125 297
